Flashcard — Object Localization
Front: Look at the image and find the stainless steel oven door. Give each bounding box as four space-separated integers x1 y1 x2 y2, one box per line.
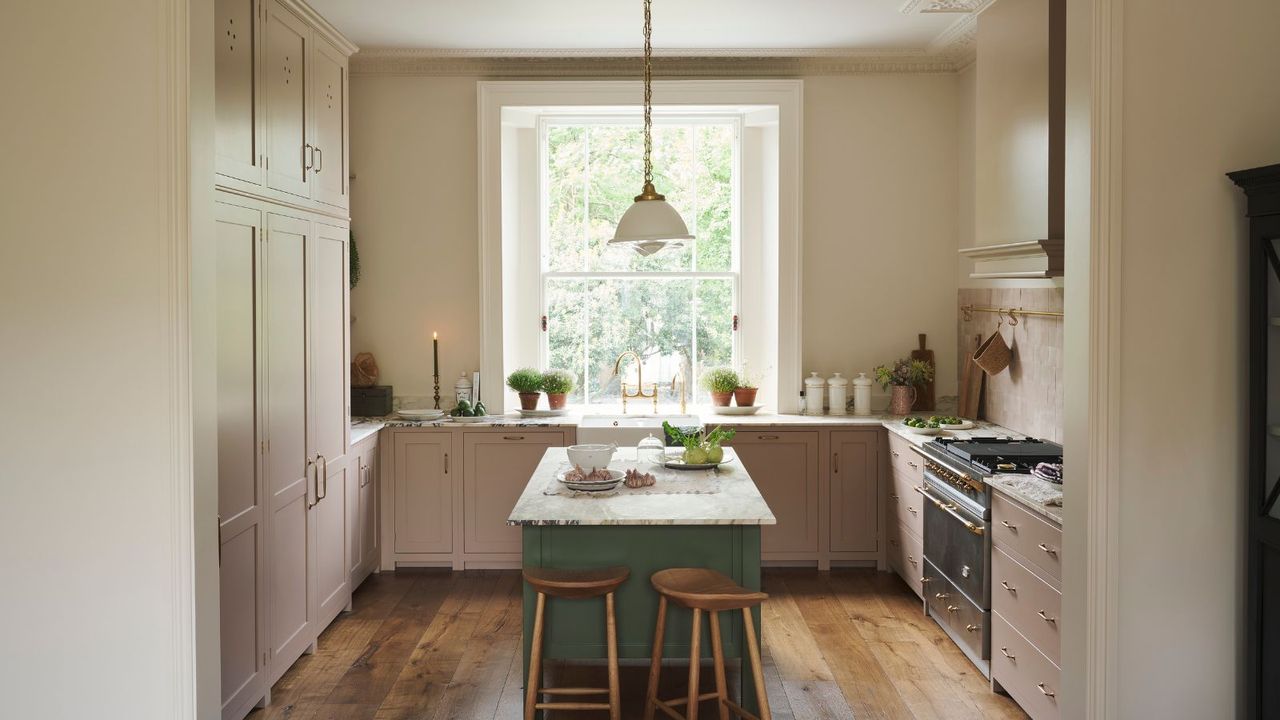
922 482 990 608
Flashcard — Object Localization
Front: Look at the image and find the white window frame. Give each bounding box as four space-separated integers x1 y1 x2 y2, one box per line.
478 80 804 414
535 113 744 406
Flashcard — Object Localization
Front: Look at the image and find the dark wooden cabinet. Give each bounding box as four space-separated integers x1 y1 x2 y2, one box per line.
1228 164 1280 720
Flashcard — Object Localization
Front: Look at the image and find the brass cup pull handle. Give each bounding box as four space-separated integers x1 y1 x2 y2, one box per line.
1038 610 1058 623
946 605 960 613
1039 543 1059 556
1001 581 1017 593
1001 520 1018 531
1000 647 1015 660
1038 683 1056 698
965 624 981 633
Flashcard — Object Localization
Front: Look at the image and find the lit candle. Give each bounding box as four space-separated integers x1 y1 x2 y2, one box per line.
433 331 439 380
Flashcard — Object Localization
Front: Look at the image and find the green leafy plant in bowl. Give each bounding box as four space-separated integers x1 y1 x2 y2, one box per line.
507 367 544 411
663 422 736 465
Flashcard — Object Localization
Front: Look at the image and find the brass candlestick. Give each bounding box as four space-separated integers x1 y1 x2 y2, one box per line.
433 374 441 410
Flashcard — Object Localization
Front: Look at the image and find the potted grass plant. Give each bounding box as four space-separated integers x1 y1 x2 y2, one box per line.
506 367 544 411
701 367 740 407
874 358 936 415
540 369 575 410
734 365 760 407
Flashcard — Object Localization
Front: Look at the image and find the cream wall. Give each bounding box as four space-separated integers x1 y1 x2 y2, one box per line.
0 1 196 718
350 73 961 404
1105 1 1280 715
956 64 976 287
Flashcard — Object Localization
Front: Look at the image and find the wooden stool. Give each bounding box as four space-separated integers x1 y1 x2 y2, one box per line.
523 565 630 720
644 568 771 720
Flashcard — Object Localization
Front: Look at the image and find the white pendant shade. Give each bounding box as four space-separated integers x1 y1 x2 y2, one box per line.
609 197 693 256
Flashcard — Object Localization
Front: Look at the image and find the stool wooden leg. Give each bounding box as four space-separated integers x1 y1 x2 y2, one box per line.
742 607 771 720
524 592 546 720
709 611 729 720
644 595 668 720
606 592 620 720
687 608 702 720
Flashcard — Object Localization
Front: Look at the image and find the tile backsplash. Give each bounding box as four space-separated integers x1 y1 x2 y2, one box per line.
957 288 1064 442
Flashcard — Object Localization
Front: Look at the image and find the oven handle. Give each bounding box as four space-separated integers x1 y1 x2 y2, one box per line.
920 485 985 537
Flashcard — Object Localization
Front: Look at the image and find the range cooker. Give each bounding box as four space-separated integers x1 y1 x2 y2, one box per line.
914 436 1063 677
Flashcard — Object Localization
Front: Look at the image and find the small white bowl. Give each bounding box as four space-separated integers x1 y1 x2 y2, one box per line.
566 443 616 471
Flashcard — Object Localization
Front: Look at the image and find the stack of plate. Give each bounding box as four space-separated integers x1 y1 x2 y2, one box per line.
557 468 624 492
397 408 444 421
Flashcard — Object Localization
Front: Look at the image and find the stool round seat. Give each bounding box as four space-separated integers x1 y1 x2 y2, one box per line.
523 565 630 598
651 567 768 611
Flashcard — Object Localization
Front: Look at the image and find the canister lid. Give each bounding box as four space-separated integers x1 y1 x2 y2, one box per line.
828 372 848 386
804 372 826 387
852 372 873 387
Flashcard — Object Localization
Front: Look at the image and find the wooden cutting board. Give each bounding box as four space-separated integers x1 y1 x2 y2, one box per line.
910 333 935 411
958 333 985 419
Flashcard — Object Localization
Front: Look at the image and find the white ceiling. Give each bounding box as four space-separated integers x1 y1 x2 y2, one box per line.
308 0 970 54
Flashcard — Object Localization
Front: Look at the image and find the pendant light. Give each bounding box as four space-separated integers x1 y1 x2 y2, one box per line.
608 0 693 257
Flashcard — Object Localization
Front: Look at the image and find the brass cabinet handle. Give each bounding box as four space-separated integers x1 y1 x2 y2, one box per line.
946 605 960 613
1000 647 1015 660
1038 683 1056 698
833 452 839 474
444 453 450 474
306 458 318 508
891 450 900 458
1038 610 1058 624
303 143 314 171
935 592 950 600
1039 542 1059 556
912 485 925 496
1001 520 1018 531
920 577 931 584
908 507 918 516
889 538 899 548
758 434 780 440
1001 581 1017 593
921 487 985 536
965 624 981 633
907 461 918 470
314 146 323 174
889 493 900 500
503 435 525 441
907 555 918 567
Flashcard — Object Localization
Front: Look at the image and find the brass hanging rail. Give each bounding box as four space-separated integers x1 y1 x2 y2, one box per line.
961 304 1064 322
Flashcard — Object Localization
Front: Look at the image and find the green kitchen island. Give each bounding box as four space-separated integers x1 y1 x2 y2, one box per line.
508 447 776 716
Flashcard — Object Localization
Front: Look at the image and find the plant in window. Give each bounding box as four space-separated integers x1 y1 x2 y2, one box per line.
506 367 544 411
874 358 935 415
701 367 740 407
734 363 760 408
540 369 575 410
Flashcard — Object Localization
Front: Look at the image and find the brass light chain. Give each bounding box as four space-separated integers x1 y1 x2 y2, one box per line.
636 0 663 201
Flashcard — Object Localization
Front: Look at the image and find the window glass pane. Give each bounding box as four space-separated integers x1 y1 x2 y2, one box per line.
545 126 588 272
544 278 587 404
695 124 734 272
694 279 735 404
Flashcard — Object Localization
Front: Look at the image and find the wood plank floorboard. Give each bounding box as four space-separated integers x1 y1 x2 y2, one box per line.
246 569 1028 720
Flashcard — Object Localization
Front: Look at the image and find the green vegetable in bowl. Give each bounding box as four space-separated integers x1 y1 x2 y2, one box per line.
930 415 963 425
903 417 940 429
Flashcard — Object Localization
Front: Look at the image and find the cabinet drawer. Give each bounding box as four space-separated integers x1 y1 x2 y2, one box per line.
886 432 923 476
887 465 924 538
992 547 1061 662
923 559 987 665
886 521 924 598
992 612 1061 720
992 492 1063 585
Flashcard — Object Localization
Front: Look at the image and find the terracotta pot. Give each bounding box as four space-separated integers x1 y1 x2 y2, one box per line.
710 391 734 407
546 393 567 410
733 387 758 407
888 385 917 415
518 392 541 411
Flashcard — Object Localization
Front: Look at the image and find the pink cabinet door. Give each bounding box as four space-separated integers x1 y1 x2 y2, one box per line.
829 430 880 553
393 431 453 554
262 0 310 198
726 431 820 556
215 200 267 719
214 0 262 185
359 443 379 574
263 212 313 680
309 35 347 209
463 432 565 555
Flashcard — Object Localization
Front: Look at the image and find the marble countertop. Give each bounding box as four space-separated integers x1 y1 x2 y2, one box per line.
507 447 776 526
989 474 1064 525
350 421 384 445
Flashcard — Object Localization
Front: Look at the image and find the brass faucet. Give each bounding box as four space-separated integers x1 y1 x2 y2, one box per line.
612 350 658 413
672 368 687 415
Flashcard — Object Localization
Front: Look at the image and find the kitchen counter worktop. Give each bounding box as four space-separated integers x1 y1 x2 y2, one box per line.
990 474 1064 525
507 447 776 526
350 421 385 445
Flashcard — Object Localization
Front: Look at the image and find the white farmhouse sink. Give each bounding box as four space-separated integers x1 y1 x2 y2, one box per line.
576 414 701 446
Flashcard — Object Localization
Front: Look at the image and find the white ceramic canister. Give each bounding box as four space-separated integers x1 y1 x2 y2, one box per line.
827 372 849 415
804 372 827 415
454 372 473 405
852 372 873 416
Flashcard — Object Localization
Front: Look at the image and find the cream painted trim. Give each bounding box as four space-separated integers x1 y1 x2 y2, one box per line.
1086 0 1122 716
477 80 804 413
162 0 196 717
278 0 358 55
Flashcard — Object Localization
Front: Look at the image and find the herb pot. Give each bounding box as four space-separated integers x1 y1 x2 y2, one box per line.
733 387 758 407
546 392 567 410
888 385 917 415
710 391 734 407
518 392 541 411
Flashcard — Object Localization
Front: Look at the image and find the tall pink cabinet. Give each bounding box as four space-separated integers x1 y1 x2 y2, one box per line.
213 1 355 718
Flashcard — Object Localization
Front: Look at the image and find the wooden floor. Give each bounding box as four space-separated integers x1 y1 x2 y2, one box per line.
247 568 1027 720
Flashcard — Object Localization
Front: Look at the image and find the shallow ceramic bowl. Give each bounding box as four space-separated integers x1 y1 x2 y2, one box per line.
566 443 616 471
